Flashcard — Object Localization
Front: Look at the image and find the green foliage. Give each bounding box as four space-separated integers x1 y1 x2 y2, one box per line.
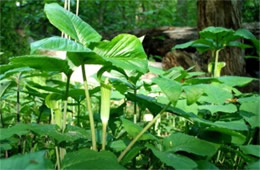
0 3 259 170
61 149 124 169
0 151 53 169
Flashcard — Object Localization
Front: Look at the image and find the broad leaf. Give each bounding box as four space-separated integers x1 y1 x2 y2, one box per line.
200 27 234 43
198 104 237 114
0 123 29 140
245 160 260 170
67 51 106 66
44 3 101 45
163 132 220 157
152 77 182 104
218 76 255 87
196 160 219 170
120 118 157 141
172 41 194 50
31 36 92 53
214 120 248 131
150 147 197 170
62 149 125 169
234 29 256 40
203 84 232 105
176 99 198 115
205 127 246 145
109 140 127 152
239 100 260 128
93 34 148 73
240 145 260 157
183 85 204 105
10 55 72 76
0 151 53 169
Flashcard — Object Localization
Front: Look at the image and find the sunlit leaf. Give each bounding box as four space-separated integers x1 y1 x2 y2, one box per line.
31 36 92 53
152 77 182 104
44 3 102 45
10 55 72 76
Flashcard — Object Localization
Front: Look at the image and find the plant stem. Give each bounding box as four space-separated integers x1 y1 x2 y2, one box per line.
81 65 97 151
62 75 71 133
213 49 220 77
0 108 4 128
133 88 137 123
16 73 21 123
77 101 80 126
118 102 172 162
102 122 107 150
55 146 61 170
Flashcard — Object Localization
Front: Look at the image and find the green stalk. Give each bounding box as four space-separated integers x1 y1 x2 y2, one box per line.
62 75 71 132
55 146 61 170
81 65 97 151
213 49 220 77
0 108 4 128
77 101 80 126
133 88 137 123
118 102 172 162
100 78 112 150
16 73 22 123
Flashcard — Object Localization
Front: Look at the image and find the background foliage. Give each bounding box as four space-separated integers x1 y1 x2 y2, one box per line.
0 0 259 64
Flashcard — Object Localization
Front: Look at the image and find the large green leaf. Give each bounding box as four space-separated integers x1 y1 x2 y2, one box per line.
0 123 90 143
120 118 157 140
0 151 53 169
204 127 246 145
239 100 260 128
10 55 72 75
31 36 92 53
44 3 101 45
93 34 148 73
172 41 194 50
183 84 204 105
214 120 248 131
163 132 220 157
196 160 219 170
62 149 125 169
199 27 234 42
198 104 237 114
150 147 197 170
0 61 36 79
218 76 255 87
152 77 182 104
67 51 106 66
176 99 198 115
240 145 260 157
0 123 29 140
245 160 260 170
203 84 232 105
234 29 256 40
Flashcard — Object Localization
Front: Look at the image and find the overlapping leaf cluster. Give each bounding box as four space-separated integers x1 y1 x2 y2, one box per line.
0 3 259 170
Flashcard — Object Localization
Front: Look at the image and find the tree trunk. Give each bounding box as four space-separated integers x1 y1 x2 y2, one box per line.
197 0 246 76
